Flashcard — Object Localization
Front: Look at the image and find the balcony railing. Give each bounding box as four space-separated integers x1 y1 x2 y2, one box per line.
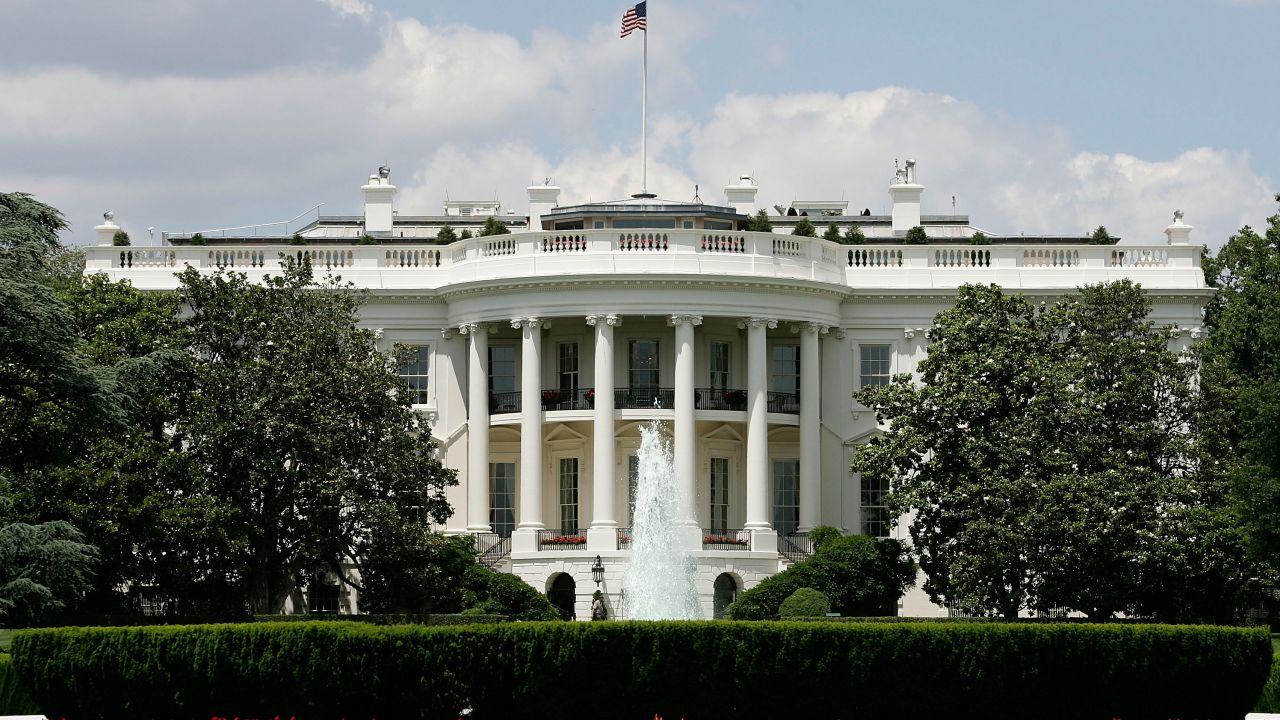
696 387 748 411
778 531 814 564
489 391 521 414
767 391 800 414
703 528 751 550
616 526 632 550
540 387 593 411
537 529 587 550
615 387 675 410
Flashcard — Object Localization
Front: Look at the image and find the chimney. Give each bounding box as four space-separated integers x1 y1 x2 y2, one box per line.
95 210 121 245
527 182 561 231
724 174 758 216
1164 210 1192 245
362 166 396 236
888 158 924 235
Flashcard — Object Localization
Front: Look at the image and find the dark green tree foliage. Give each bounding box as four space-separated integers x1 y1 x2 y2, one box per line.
356 233 380 245
435 224 457 243
745 209 772 232
727 534 914 619
807 524 841 553
477 216 510 237
289 233 307 246
843 226 867 245
12 621 1272 720
969 231 992 245
822 223 842 243
1089 225 1115 244
0 520 96 625
903 225 928 244
188 232 206 246
1202 196 1280 584
778 587 831 618
174 260 456 613
360 533 474 614
792 217 817 237
458 229 473 240
110 230 130 247
854 282 1235 620
461 565 559 621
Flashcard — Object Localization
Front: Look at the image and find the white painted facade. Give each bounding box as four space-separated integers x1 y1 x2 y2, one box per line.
85 168 1209 620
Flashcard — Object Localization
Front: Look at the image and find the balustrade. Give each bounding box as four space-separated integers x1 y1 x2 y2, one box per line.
537 528 587 550
767 391 800 415
703 529 750 550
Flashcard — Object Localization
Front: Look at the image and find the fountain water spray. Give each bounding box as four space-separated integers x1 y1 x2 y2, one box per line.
622 418 702 620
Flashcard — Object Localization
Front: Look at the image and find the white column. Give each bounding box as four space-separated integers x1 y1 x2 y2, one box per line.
671 314 702 546
512 318 543 552
587 314 620 550
462 323 492 533
797 322 827 532
742 317 777 552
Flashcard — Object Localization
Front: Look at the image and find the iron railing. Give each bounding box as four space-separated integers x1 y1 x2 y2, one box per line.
489 391 521 414
767 391 800 414
473 532 510 568
702 528 751 550
616 526 632 550
537 528 587 550
541 387 594 411
695 387 748 411
778 531 814 564
615 387 675 409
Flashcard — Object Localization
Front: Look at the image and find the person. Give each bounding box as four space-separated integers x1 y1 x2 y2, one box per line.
591 591 607 621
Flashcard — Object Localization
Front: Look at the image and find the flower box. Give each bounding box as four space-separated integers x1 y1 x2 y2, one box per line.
541 535 587 546
703 534 749 546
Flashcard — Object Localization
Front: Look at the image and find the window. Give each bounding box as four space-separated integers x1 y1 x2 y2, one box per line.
489 345 516 394
593 221 605 229
558 342 580 393
771 345 800 395
628 455 639 525
308 583 340 614
705 220 733 230
682 221 694 229
629 339 659 389
710 457 729 532
709 341 731 391
555 220 584 230
489 462 515 538
861 473 890 538
559 458 579 533
399 345 430 405
860 344 892 388
772 459 800 535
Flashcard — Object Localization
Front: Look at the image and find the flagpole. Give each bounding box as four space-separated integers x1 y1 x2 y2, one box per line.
641 16 648 196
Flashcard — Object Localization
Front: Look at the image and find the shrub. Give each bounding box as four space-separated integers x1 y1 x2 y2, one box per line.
1089 224 1115 244
188 232 206 246
435 225 457 243
745 209 772 232
1259 654 1280 712
808 525 841 553
10 621 1272 719
462 565 559 621
792 217 817 237
249 613 506 625
0 654 37 715
110 230 130 246
477 216 510 237
843 226 866 245
822 223 842 243
969 230 992 245
779 587 831 618
458 229 473 240
903 225 928 244
289 233 308 246
356 233 380 245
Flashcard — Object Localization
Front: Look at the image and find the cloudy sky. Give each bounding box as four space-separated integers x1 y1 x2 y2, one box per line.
2 0 1277 248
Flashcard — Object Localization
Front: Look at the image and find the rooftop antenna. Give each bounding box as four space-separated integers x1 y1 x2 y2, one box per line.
952 195 956 213
693 184 701 203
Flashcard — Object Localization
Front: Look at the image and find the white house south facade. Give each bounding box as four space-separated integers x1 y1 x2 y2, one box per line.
83 165 1210 620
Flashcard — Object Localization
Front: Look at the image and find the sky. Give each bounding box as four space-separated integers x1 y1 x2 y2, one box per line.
2 0 1277 248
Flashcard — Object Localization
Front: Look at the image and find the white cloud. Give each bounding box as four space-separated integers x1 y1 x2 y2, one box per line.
320 0 373 19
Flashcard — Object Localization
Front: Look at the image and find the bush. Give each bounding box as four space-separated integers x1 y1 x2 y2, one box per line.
822 223 842 243
903 225 929 244
111 230 130 246
778 588 831 618
792 217 817 237
356 233 380 245
969 231 992 245
249 613 506 625
808 525 841 553
745 209 772 232
461 565 559 621
289 233 308 246
843 226 866 245
0 654 37 715
435 225 457 243
11 621 1272 719
188 232 206 246
1089 224 1115 244
728 534 915 619
477 217 510 237
1259 654 1280 712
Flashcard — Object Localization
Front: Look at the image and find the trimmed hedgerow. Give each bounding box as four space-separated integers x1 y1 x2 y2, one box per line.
1259 654 1280 712
11 621 1272 720
250 613 507 625
0 654 38 715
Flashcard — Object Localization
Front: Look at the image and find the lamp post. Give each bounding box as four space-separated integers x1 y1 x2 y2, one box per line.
591 555 605 586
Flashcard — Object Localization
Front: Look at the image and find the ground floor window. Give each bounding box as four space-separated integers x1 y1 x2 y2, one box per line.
490 462 515 538
772 459 799 535
559 457 579 533
861 473 890 538
713 573 739 619
709 457 729 532
308 583 340 614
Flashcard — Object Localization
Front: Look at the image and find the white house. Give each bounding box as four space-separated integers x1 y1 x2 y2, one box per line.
85 163 1209 620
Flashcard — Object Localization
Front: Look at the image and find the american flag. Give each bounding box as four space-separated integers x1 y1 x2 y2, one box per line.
620 1 647 37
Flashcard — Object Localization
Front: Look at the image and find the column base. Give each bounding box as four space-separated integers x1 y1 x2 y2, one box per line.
676 524 703 552
511 527 540 553
465 524 493 534
587 525 619 551
750 528 778 553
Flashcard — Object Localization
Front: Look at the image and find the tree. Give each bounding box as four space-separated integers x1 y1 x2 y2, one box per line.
822 224 842 243
1089 225 1114 245
111 231 130 247
174 259 457 613
745 210 772 232
359 531 474 614
458 229 473 240
792 217 817 237
1202 196 1280 587
969 231 992 245
853 282 1235 619
188 233 206 246
0 518 97 625
903 226 928 244
478 216 510 237
289 233 307 246
843 226 866 245
435 225 457 243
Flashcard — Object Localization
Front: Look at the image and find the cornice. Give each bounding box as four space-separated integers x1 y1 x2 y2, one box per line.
436 274 851 301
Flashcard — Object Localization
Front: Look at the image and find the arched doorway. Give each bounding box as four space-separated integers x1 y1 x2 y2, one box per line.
547 573 577 621
713 573 740 619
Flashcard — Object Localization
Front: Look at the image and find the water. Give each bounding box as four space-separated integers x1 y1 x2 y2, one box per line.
622 419 702 620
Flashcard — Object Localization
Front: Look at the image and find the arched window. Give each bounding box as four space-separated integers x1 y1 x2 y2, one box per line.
713 573 740 619
547 573 577 621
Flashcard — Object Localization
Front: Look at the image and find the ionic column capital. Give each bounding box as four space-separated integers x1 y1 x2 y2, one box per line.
738 317 778 330
458 322 496 336
440 327 454 340
511 317 542 331
586 313 622 327
790 322 830 335
667 314 703 327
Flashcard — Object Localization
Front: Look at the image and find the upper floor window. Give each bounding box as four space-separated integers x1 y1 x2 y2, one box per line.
770 345 800 395
709 341 731 391
859 344 892 388
630 339 659 389
558 342 580 392
399 345 430 405
489 345 516 394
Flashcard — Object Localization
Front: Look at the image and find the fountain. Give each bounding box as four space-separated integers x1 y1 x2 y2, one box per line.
622 418 702 619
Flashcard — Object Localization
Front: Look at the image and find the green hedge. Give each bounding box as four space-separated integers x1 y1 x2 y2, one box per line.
778 588 831 618
11 621 1272 720
1259 654 1280 713
250 613 507 625
0 654 38 715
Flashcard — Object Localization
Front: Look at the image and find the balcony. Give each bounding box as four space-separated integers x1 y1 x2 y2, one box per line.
696 388 747 411
537 529 587 550
540 388 593 411
767 392 800 415
487 387 800 416
703 529 751 550
615 387 674 410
